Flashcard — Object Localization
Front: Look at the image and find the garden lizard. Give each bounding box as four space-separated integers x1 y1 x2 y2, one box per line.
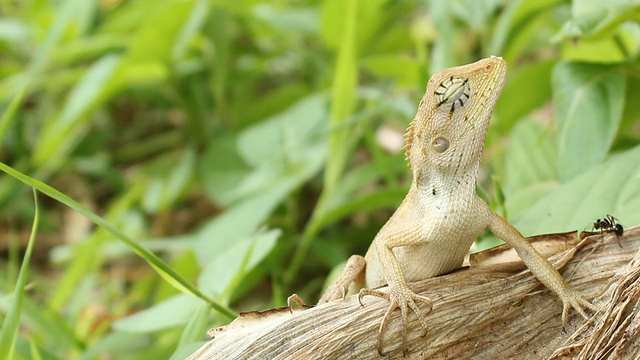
317 56 596 355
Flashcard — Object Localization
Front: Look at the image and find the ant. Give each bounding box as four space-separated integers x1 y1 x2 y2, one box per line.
593 215 624 237
580 215 624 244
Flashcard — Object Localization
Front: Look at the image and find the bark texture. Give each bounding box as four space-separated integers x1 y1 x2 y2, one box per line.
188 225 640 360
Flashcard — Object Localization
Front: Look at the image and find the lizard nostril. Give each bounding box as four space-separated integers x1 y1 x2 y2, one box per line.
485 64 493 71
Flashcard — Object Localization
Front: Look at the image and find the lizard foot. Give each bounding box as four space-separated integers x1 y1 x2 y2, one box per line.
287 294 306 313
358 287 433 356
560 290 597 328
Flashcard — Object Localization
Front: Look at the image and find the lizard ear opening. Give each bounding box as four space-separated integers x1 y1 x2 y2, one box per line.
432 137 449 153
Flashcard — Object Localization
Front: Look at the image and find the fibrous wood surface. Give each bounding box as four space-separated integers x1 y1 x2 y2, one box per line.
188 225 640 360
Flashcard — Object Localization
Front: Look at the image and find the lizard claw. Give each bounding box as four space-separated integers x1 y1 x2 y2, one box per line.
286 294 306 314
359 287 433 355
559 290 597 328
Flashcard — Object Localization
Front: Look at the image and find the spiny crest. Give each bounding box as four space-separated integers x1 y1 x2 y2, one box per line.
403 121 415 167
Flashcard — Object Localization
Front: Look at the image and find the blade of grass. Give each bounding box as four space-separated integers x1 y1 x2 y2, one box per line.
0 162 236 320
284 0 360 286
0 89 25 149
0 189 39 360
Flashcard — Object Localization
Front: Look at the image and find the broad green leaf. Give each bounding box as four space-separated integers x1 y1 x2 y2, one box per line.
77 331 172 360
619 75 640 142
195 190 286 264
238 95 327 167
196 95 326 266
201 94 328 206
316 187 406 232
113 294 204 333
560 22 640 63
555 0 640 39
0 190 39 360
503 118 558 197
494 60 554 134
198 228 280 299
170 342 205 360
498 0 564 63
177 300 210 346
514 144 640 235
199 133 251 206
552 61 625 181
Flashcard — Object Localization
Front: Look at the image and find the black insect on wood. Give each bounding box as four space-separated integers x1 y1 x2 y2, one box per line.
594 215 624 237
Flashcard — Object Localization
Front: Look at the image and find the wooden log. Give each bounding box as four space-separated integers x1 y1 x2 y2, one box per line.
188 225 640 359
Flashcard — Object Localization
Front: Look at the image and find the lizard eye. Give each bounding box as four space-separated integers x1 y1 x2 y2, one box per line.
432 137 449 153
435 77 470 110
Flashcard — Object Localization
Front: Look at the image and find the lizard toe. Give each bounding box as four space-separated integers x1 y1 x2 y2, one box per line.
371 288 433 355
358 288 388 307
408 294 432 337
560 291 596 328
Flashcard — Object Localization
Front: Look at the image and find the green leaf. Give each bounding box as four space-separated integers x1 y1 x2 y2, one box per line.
177 300 210 346
198 228 280 299
0 161 236 320
552 61 625 181
555 0 640 39
126 1 196 64
502 118 559 218
560 27 639 63
514 144 640 235
113 294 204 333
201 94 328 206
324 0 359 195
0 89 25 149
33 55 121 169
0 190 39 360
503 118 558 196
142 148 196 213
253 3 319 34
494 60 554 134
362 54 421 87
321 0 385 52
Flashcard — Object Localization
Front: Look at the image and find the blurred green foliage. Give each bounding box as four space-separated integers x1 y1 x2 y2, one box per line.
1 0 640 358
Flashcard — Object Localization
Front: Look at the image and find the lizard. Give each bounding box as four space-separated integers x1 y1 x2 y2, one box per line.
316 56 596 355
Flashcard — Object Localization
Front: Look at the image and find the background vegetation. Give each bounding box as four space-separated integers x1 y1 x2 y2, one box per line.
1 0 640 358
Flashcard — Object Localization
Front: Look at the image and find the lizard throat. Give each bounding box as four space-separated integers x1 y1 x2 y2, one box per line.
414 162 480 198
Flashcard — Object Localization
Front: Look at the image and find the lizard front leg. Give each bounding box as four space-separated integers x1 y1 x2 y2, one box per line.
484 203 597 325
318 255 366 303
359 228 433 356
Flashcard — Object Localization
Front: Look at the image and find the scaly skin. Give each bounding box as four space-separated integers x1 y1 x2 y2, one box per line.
318 56 595 355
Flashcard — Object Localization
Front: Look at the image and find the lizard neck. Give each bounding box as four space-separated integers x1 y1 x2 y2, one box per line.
412 161 480 200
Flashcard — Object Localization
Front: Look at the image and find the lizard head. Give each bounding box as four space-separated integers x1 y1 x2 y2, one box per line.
404 56 507 182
